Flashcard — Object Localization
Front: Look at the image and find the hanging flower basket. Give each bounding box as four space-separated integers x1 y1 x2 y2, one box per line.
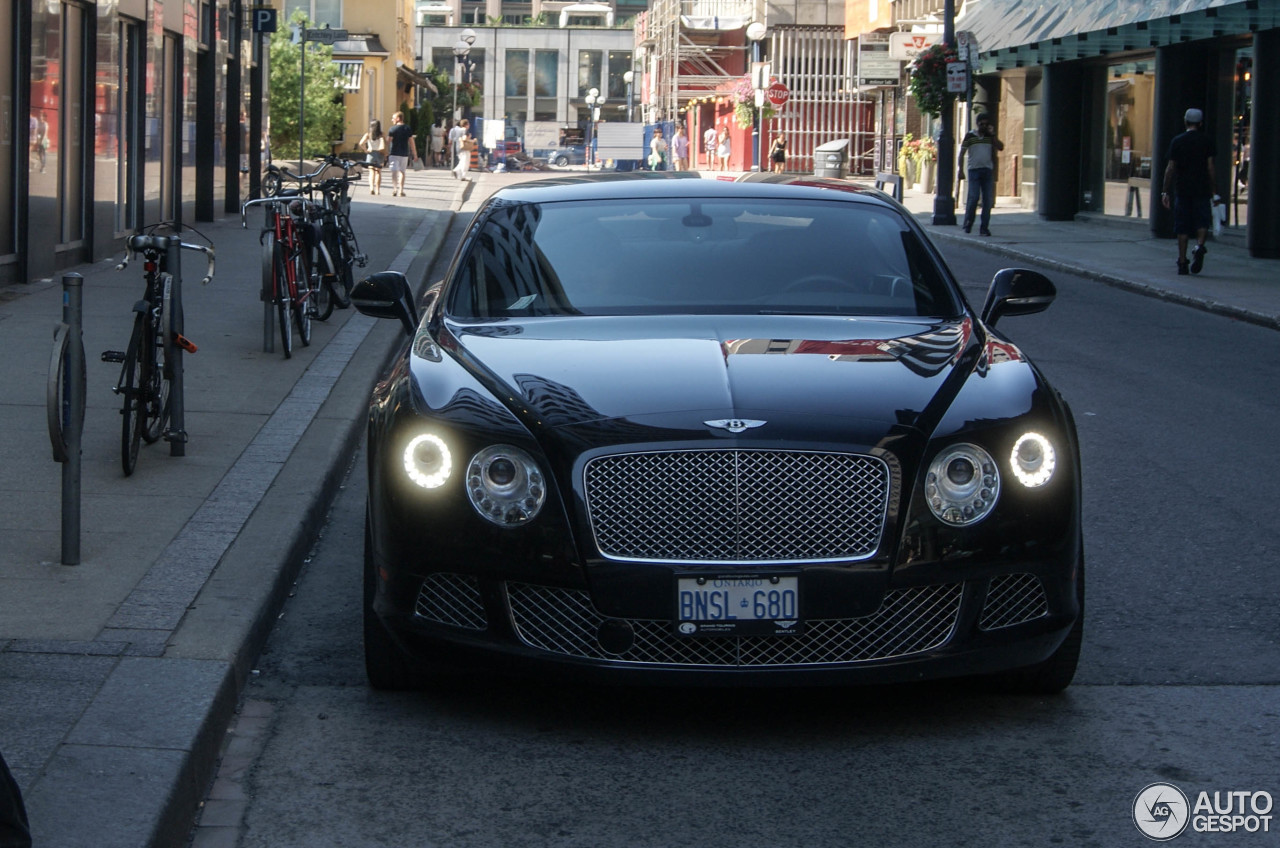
907 42 959 116
731 76 777 129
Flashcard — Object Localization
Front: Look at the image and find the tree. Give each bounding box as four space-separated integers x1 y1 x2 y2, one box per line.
268 12 346 160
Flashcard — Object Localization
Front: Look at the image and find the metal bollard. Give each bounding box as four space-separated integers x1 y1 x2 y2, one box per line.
49 273 86 565
164 236 187 456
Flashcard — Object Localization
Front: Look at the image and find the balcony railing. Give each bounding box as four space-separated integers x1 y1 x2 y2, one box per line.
680 0 752 24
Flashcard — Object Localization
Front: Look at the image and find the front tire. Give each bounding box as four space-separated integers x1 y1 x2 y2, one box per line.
363 508 420 691
982 559 1084 695
274 241 292 359
119 318 145 476
293 252 312 347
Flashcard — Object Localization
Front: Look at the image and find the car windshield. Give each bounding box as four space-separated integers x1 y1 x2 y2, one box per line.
446 197 962 319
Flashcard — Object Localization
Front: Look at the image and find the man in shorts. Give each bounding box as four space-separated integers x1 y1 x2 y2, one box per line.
386 111 418 197
1161 107 1217 275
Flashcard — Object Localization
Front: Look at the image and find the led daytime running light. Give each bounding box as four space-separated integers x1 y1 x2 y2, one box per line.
403 433 452 489
1010 432 1056 488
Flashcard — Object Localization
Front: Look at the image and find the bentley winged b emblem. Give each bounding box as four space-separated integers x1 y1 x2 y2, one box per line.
704 418 767 434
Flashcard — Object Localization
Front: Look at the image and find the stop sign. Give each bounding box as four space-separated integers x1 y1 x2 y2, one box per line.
765 81 790 107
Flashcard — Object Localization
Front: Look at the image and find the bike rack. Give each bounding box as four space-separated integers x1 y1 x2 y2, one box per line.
47 273 86 565
163 237 189 456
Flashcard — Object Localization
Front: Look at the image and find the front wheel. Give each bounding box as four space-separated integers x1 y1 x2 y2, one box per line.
274 241 293 359
981 559 1084 695
311 239 335 321
292 251 312 347
142 275 172 444
119 317 146 476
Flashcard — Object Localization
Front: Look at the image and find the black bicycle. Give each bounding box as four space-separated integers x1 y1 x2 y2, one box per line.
310 166 367 319
102 225 215 476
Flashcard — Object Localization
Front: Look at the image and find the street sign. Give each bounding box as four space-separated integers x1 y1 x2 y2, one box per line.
251 7 278 33
889 32 941 61
765 81 790 107
956 30 980 62
857 32 900 88
305 28 348 44
946 60 968 93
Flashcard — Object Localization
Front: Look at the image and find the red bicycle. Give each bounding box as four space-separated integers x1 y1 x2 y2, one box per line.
242 194 323 358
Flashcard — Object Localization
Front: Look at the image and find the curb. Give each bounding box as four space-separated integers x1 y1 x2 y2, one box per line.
925 228 1280 332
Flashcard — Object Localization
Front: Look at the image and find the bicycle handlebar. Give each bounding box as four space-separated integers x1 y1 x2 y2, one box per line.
115 235 216 285
240 195 326 228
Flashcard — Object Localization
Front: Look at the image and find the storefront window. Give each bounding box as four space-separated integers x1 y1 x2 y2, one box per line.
506 49 529 97
1230 47 1252 229
1102 60 1155 219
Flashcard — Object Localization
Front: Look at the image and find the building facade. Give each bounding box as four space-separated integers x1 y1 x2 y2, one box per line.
3 0 268 285
414 24 635 137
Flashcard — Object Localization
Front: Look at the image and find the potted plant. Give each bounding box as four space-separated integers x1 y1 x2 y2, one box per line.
897 133 917 185
910 137 937 191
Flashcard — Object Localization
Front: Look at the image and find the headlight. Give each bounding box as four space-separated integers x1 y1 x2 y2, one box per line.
403 433 453 489
926 443 999 526
1009 432 1056 487
467 445 546 526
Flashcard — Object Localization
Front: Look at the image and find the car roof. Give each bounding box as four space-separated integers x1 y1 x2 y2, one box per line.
484 173 900 208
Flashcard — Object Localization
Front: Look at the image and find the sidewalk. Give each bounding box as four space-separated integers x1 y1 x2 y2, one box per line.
0 165 469 848
3 163 1279 848
875 181 1280 330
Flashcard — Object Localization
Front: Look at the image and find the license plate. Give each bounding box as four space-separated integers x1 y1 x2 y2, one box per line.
675 575 801 636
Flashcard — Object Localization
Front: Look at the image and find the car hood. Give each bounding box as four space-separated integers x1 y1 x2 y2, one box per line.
438 315 980 445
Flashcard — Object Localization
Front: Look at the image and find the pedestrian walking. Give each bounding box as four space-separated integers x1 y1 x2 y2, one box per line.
357 120 386 194
672 125 690 171
448 120 466 168
959 113 1003 236
716 127 731 172
1162 107 1218 275
453 124 475 181
704 125 718 169
648 128 668 171
385 111 417 197
768 134 787 174
430 121 446 167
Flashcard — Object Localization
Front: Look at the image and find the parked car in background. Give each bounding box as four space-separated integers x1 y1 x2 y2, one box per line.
353 173 1083 695
532 145 586 167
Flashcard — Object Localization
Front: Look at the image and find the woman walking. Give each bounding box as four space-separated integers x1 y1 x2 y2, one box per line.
357 120 386 194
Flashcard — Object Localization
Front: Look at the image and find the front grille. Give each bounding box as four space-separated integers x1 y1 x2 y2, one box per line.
506 582 961 667
584 450 890 563
414 573 488 631
978 573 1048 630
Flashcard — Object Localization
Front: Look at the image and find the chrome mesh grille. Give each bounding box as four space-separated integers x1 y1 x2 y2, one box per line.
414 573 488 631
506 582 961 667
584 450 890 563
978 573 1048 630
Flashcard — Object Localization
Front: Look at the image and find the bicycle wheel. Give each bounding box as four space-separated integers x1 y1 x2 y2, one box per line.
142 275 172 444
311 237 335 321
292 251 312 347
274 238 293 359
119 316 146 476
334 231 354 306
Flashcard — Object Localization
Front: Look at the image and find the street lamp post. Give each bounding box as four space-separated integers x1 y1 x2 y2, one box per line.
932 0 958 225
624 71 634 123
746 22 767 172
585 87 605 167
452 28 476 124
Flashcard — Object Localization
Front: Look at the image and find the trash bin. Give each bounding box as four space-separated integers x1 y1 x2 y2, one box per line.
813 139 850 179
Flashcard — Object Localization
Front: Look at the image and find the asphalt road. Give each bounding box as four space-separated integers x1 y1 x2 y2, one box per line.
188 242 1280 847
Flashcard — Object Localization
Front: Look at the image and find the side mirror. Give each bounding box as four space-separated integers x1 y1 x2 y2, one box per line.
351 271 420 337
980 268 1056 327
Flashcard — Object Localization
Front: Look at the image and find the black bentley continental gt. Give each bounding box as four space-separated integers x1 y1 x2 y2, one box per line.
353 174 1083 693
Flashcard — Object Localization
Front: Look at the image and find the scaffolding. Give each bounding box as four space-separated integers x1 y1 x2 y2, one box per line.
640 0 755 123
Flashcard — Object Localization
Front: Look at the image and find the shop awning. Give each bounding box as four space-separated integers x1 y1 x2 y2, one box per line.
397 63 439 96
336 61 363 92
960 0 1280 70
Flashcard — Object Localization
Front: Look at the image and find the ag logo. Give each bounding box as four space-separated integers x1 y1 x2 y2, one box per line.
1134 783 1190 841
